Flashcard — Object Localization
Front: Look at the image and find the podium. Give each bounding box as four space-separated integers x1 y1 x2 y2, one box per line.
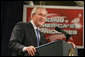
35 40 78 56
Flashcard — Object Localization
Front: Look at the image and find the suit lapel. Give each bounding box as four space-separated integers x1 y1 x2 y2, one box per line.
28 22 37 46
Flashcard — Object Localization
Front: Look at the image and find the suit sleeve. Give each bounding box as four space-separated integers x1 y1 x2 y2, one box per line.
9 22 25 56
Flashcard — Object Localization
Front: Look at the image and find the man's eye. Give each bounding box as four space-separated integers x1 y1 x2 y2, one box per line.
44 15 46 17
39 13 46 17
39 13 42 16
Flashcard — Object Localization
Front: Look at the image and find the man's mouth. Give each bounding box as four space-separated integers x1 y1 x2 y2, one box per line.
39 19 44 22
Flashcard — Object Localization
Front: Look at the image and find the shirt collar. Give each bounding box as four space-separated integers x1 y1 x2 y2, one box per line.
31 20 38 30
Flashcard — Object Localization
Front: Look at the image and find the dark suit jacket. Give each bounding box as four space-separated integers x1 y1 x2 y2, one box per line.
9 22 47 56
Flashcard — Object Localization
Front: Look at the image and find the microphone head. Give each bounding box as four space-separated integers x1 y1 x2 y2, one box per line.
55 27 62 32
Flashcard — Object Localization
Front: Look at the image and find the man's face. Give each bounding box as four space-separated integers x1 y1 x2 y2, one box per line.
32 8 47 27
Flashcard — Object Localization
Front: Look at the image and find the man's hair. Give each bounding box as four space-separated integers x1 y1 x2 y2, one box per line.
31 7 48 18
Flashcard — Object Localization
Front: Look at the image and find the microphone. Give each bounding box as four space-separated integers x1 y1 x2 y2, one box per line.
55 27 71 41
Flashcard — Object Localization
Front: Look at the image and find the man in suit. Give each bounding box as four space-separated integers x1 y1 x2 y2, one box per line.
9 7 75 56
9 7 47 56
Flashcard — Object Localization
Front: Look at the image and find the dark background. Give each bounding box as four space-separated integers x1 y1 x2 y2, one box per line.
1 1 84 56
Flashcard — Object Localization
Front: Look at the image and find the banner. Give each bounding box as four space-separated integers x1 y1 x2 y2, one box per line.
23 5 84 48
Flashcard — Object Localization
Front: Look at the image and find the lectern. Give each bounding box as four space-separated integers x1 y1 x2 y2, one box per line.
35 40 78 56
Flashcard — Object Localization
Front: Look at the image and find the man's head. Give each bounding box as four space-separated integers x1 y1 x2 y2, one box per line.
31 7 48 27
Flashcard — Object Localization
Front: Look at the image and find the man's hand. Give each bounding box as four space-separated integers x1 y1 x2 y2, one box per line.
23 46 36 56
